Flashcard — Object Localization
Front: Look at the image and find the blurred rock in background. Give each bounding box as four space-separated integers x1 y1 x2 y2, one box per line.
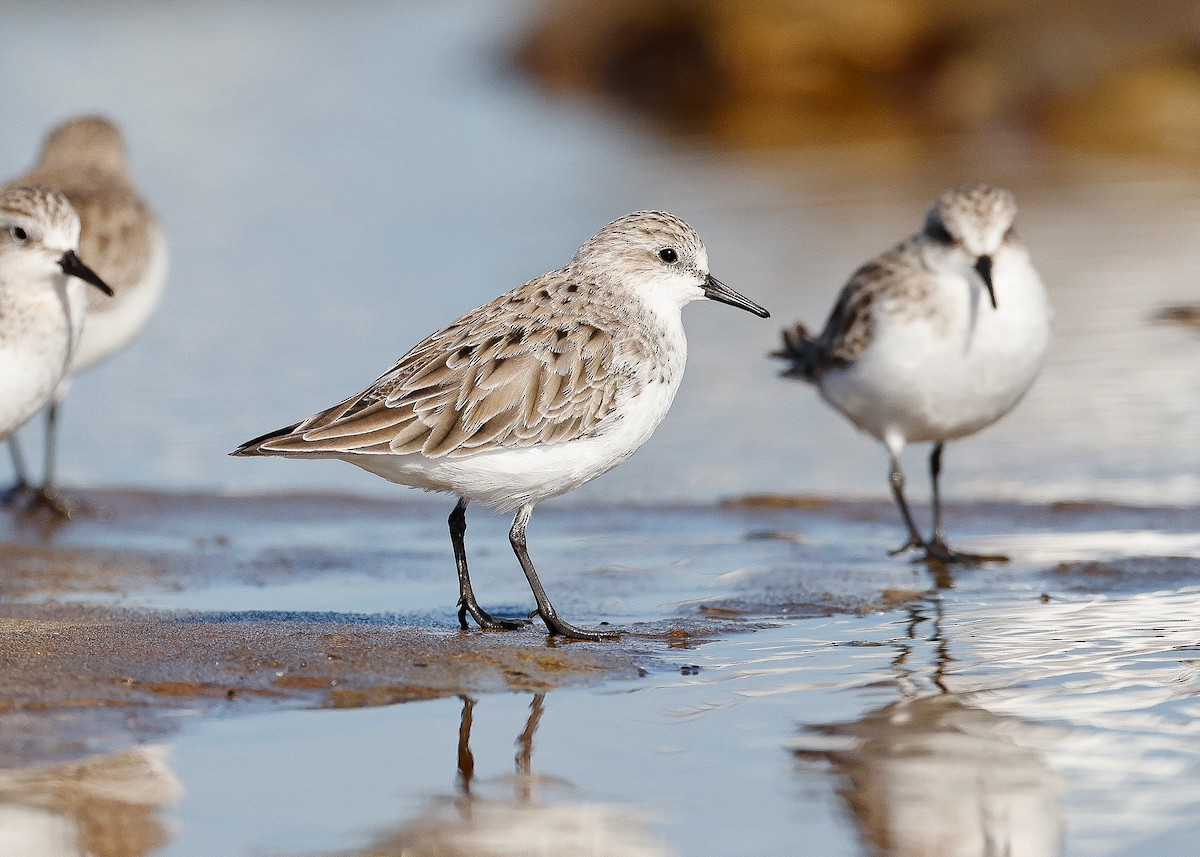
515 0 1200 158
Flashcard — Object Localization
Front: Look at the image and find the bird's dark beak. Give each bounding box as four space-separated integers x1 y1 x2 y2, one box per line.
59 250 113 296
974 255 996 310
703 274 770 318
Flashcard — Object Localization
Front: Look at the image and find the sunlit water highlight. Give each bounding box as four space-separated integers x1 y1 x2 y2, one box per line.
133 585 1198 857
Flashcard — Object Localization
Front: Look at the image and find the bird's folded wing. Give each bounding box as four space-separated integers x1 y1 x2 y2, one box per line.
252 310 628 459
820 240 918 364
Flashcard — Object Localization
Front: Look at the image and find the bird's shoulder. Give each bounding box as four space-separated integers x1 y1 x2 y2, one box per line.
264 270 654 459
819 237 929 363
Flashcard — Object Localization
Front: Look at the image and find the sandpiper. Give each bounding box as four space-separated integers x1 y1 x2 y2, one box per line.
0 186 112 450
3 116 168 515
235 210 769 638
774 184 1051 563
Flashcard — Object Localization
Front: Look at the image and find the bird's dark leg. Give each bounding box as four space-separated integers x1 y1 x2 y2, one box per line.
44 399 61 493
923 442 1008 565
1 435 34 506
887 453 928 556
32 399 78 517
449 498 529 631
928 442 948 549
509 504 618 641
5 400 83 519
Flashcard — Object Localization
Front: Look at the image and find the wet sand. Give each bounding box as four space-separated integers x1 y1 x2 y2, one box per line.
0 496 644 771
0 489 770 770
0 601 648 768
4 488 1197 773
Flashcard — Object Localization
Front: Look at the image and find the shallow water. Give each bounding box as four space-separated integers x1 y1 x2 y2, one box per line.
164 589 1195 857
0 2 1198 856
0 492 1197 856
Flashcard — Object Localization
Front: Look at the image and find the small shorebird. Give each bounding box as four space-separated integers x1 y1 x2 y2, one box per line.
773 184 1051 563
234 210 769 639
3 116 168 514
0 186 113 448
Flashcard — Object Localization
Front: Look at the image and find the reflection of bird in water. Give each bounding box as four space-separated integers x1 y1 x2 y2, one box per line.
934 584 1200 852
798 695 1065 857
795 599 1065 857
323 693 670 857
0 744 182 857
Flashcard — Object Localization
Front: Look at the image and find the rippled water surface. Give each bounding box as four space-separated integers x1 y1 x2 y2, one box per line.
143 582 1200 857
0 2 1197 856
0 493 1195 857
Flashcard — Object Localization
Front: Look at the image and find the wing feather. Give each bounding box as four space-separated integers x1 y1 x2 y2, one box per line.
239 272 643 460
388 417 434 453
819 239 924 365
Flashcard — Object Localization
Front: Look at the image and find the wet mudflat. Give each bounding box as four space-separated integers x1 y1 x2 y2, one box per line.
1 490 1198 855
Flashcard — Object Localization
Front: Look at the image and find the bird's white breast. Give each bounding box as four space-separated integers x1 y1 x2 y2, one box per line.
0 274 86 438
819 243 1051 449
70 221 168 374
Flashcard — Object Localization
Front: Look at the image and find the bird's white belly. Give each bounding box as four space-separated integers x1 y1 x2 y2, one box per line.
70 225 168 373
820 266 1051 448
340 375 681 512
0 348 66 438
0 292 76 438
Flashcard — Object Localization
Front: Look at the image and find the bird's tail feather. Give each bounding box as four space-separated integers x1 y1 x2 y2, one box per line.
230 422 303 457
771 323 821 383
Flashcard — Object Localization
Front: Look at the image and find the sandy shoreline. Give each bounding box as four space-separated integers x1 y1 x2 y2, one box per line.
2 487 1196 771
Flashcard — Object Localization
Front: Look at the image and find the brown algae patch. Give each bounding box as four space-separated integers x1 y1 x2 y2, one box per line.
0 602 650 766
877 587 928 607
1048 556 1200 593
1153 303 1200 330
723 494 841 510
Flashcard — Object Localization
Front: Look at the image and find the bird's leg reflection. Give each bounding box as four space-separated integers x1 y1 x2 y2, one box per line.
927 561 956 590
892 599 951 695
456 695 476 798
451 692 547 829
454 692 547 806
888 604 923 694
514 693 545 802
928 597 953 695
337 691 669 856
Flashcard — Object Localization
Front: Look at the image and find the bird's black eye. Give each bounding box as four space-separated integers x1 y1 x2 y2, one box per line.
10 226 27 242
925 220 954 245
658 247 678 264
